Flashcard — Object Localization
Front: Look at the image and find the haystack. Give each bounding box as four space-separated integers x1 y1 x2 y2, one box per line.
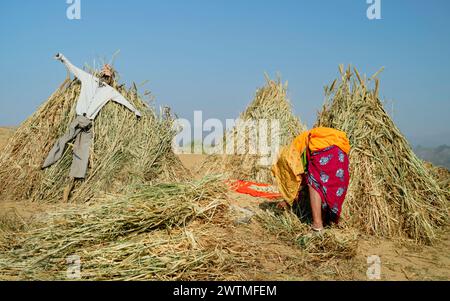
424 162 450 192
200 75 305 183
0 70 187 203
315 65 448 244
0 177 237 280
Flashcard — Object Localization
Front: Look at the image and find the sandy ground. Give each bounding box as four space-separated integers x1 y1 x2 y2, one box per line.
178 154 206 173
1 128 449 280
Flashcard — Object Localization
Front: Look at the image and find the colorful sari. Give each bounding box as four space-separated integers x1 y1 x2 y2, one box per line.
306 145 350 224
272 127 351 206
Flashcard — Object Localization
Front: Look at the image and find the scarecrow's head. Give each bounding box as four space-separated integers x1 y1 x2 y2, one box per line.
99 64 115 86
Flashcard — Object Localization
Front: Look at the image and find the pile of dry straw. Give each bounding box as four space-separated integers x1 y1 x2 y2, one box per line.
0 177 249 280
257 209 358 261
424 162 450 192
0 74 187 203
200 68 447 246
199 75 305 183
316 66 448 244
0 65 251 280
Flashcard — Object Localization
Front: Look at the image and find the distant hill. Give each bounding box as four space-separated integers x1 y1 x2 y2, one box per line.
415 145 450 169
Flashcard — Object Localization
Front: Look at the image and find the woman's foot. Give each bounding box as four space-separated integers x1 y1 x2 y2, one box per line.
311 223 324 232
311 215 324 232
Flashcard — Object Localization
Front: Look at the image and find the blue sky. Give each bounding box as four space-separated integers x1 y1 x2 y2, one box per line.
0 0 449 146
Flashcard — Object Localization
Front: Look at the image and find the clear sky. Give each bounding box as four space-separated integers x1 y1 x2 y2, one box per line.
0 0 449 146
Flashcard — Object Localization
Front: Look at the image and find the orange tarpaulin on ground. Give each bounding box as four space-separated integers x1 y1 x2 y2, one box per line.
229 180 282 200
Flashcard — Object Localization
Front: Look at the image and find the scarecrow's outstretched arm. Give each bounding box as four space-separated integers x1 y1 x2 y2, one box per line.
110 89 142 118
55 53 91 83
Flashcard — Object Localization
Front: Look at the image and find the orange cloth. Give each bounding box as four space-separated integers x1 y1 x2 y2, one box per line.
292 127 351 156
229 180 282 199
272 127 350 205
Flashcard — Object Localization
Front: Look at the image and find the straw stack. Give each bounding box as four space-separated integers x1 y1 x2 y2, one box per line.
0 73 187 203
315 65 448 244
424 162 450 192
200 75 305 183
0 177 236 280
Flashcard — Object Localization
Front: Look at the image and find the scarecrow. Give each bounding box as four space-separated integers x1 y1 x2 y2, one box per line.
42 53 142 202
272 127 351 232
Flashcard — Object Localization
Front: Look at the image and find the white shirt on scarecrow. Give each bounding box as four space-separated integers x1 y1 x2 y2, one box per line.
56 53 142 120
